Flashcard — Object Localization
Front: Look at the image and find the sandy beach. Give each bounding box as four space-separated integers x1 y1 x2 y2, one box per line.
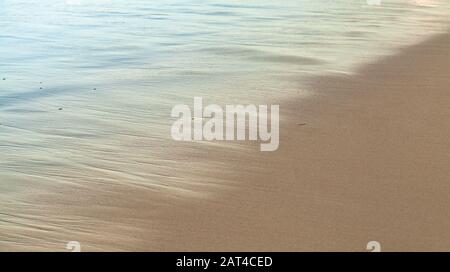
151 32 450 252
2 31 449 252
1 2 450 252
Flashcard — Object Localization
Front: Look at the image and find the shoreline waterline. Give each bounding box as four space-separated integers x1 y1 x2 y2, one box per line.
153 32 450 252
1 1 450 251
1 31 449 251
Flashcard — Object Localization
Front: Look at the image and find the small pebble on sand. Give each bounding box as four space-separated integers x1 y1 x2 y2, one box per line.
58 108 63 111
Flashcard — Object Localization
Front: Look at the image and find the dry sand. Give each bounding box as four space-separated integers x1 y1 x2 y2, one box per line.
153 32 450 252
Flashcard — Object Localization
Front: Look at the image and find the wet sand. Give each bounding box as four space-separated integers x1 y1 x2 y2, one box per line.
2 32 450 252
154 32 450 252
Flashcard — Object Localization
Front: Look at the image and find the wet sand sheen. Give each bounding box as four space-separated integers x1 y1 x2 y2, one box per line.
1 0 450 250
1 32 450 251
153 32 450 252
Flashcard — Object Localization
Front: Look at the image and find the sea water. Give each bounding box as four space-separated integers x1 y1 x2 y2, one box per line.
0 0 449 250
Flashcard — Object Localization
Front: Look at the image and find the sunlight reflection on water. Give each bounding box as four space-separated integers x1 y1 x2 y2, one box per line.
0 0 449 250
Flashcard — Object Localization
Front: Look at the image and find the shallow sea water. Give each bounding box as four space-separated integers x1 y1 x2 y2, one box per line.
0 0 449 250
